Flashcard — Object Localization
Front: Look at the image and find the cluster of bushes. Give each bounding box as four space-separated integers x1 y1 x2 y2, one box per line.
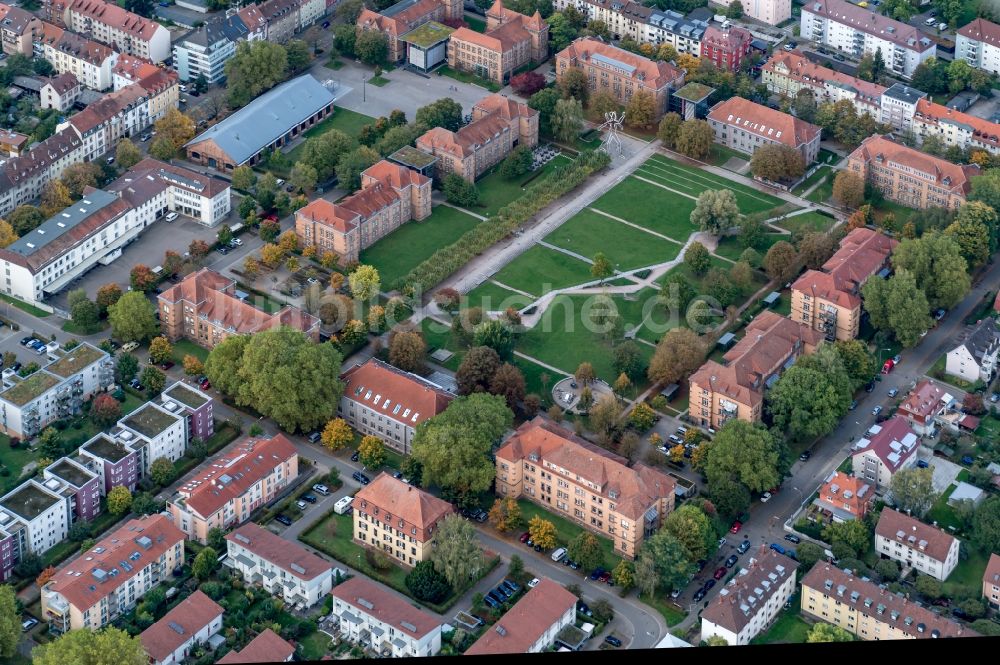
396 150 612 293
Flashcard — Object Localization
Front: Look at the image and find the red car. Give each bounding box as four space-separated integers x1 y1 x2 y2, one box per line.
713 566 727 580
263 213 279 222
730 521 742 534
519 532 530 543
200 379 211 390
598 571 611 583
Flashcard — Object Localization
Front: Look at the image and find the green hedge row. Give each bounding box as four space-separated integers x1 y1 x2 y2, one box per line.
395 150 612 293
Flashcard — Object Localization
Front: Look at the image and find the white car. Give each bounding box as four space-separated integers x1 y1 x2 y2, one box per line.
165 212 179 222
230 237 243 246
760 492 772 503
888 388 898 398
872 405 883 417
527 578 540 588
296 500 307 510
179 84 188 92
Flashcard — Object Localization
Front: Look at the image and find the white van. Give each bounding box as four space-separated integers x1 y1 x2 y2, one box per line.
551 547 567 562
334 496 353 515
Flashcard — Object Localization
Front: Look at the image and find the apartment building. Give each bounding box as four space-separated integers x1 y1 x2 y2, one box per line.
63 0 171 62
946 317 1000 384
185 74 335 172
166 434 298 543
846 134 978 210
331 576 443 657
816 471 873 521
447 0 548 86
40 72 82 112
801 562 976 639
466 578 577 655
700 23 752 73
41 514 185 633
879 82 925 133
415 93 539 182
356 0 463 63
0 343 113 439
875 508 960 581
0 3 41 55
297 0 325 30
115 401 188 473
983 553 1000 611
60 83 149 161
707 96 821 166
337 358 453 455
0 480 70 580
0 129 29 157
718 0 790 25
258 0 299 43
353 474 454 567
112 57 178 123
552 1 707 54
495 416 675 559
800 0 935 79
700 548 798 646
851 416 920 490
790 227 896 341
160 381 214 441
172 11 250 83
107 158 232 227
35 22 118 91
140 590 224 665
225 522 332 608
217 629 294 664
762 50 885 117
77 433 140 494
0 127 84 218
294 160 432 265
42 457 101 522
897 380 955 436
158 268 318 349
957 18 1000 75
689 310 824 429
555 37 684 121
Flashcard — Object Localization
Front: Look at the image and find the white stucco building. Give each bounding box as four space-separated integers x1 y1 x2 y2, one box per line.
113 402 188 476
956 18 1000 75
875 509 960 581
331 576 444 657
63 0 171 62
140 590 224 665
946 318 1000 384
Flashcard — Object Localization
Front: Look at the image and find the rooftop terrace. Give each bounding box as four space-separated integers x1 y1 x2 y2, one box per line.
1 371 61 407
121 404 179 439
389 145 438 169
45 344 105 378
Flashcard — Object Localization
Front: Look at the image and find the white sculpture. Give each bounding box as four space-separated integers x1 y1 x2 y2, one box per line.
599 111 625 157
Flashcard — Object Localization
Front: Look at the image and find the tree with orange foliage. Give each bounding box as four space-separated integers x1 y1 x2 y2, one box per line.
36 566 56 587
260 243 284 268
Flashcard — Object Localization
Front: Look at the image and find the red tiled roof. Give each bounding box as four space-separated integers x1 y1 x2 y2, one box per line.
140 590 223 663
876 508 957 562
701 548 798 634
361 159 430 189
898 379 951 422
984 553 1000 588
496 416 675 521
852 415 919 470
42 72 80 95
702 23 752 51
46 515 185 612
466 578 576 654
68 84 147 134
173 435 297 519
818 471 873 517
339 358 452 429
451 12 535 52
354 473 454 542
216 629 294 663
958 17 1000 47
557 37 683 92
112 54 160 82
225 522 330 581
0 3 38 34
848 134 980 196
792 228 896 309
331 577 442 640
472 93 537 122
915 98 1000 151
68 0 163 41
708 96 821 149
763 50 886 104
37 22 115 67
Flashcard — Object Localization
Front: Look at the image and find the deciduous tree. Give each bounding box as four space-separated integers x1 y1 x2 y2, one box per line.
675 119 713 160
192 546 218 581
148 336 172 364
321 418 354 452
150 457 175 486
358 435 386 469
40 180 72 216
528 516 557 549
889 466 938 518
108 291 158 343
807 623 854 642
567 532 603 570
637 530 693 592
91 393 122 426
833 171 865 208
690 189 741 235
456 346 501 395
648 328 706 386
552 97 584 143
657 112 683 149
705 420 782 493
750 144 806 183
32 626 146 665
429 514 485 589
488 496 521 532
388 330 426 373
225 40 288 107
107 485 132 515
154 108 196 152
763 240 798 283
662 504 714 562
489 362 526 411
861 270 933 347
624 90 656 128
443 173 480 207
558 67 589 104
684 241 711 275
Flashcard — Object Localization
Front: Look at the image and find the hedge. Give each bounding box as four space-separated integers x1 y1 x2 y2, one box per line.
395 150 612 293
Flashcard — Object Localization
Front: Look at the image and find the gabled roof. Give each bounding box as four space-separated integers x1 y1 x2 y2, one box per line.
984 553 1000 588
339 358 452 429
41 72 80 96
68 84 147 135
952 317 1000 364
848 134 979 196
958 17 1000 47
702 23 752 51
915 98 1000 151
701 548 798 634
217 629 294 664
226 522 331 580
557 37 684 91
0 127 82 193
708 96 821 149
792 228 896 308
0 3 39 35
361 159 430 189
852 415 919 470
818 471 872 516
803 0 934 52
472 93 537 122
466 578 576 655
763 51 886 103
354 473 454 541
898 379 952 421
331 576 442 640
37 22 115 66
875 508 957 562
140 590 223 662
68 0 165 41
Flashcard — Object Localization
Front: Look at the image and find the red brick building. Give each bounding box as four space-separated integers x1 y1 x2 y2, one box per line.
700 23 752 72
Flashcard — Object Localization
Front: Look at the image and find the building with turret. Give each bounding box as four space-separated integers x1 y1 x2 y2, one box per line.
447 0 548 85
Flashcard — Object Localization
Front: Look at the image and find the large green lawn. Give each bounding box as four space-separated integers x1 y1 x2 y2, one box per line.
419 317 462 371
945 546 991 598
489 245 595 296
465 280 534 311
283 107 376 166
792 165 833 196
0 434 36 493
360 205 482 288
590 177 699 240
516 499 622 571
169 338 209 365
543 209 681 271
473 155 572 217
714 233 783 261
774 211 837 234
642 154 785 213
300 510 410 592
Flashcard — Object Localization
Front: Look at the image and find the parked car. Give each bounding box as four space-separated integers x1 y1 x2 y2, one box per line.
302 494 318 503
693 587 707 602
865 381 876 393
296 500 307 510
274 514 293 526
598 571 611 583
350 450 360 462
713 566 728 580
474 509 488 523
784 534 801 544
160 361 174 371
501 579 520 594
703 579 716 591
991 393 1000 403
230 237 243 247
493 585 509 600
307 431 321 444
962 455 975 465
312 483 330 495
799 450 811 461
527 578 540 588
604 636 622 648
888 388 899 398
849 399 858 410
725 554 739 568
934 308 947 320
21 617 37 632
519 532 530 543
738 540 751 554
760 492 772 503
533 544 542 552
770 543 786 555
19 337 32 346
216 246 229 255
165 212 178 222
577 601 592 616
892 354 901 365
568 561 580 570
589 568 605 581
352 471 371 485
200 378 211 390
730 521 742 533
483 594 500 609
322 20 330 28
872 405 883 417
917 459 929 468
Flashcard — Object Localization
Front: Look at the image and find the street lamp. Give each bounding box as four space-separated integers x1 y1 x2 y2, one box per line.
792 486 805 505
877 347 892 364
363 75 368 103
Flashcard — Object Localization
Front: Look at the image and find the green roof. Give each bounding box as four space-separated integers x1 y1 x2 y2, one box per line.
164 383 209 409
48 459 94 488
82 435 132 462
673 82 715 103
389 145 437 169
1 371 61 407
400 21 454 48
45 344 105 378
121 403 179 439
1 482 59 520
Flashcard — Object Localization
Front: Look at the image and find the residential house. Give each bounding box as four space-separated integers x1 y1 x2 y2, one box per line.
700 548 799 645
217 629 294 663
846 134 978 210
294 160 432 265
897 380 955 436
356 0 463 64
762 50 885 122
157 268 318 349
800 0 935 78
415 93 539 182
330 576 444 657
911 97 1000 156
466 578 577 654
879 83 926 133
298 0 326 29
551 1 707 54
801 562 976 639
59 82 150 162
39 72 82 111
689 310 824 429
353 473 454 567
258 0 299 43
723 0 790 25
172 12 250 83
875 508 960 581
0 343 113 439
707 96 822 166
495 416 676 559
225 522 332 608
337 358 453 455
166 434 299 543
816 471 874 521
0 3 42 55
77 433 140 494
184 74 335 172
851 416 920 490
555 37 684 122
945 317 1000 384
63 0 171 62
0 127 85 218
983 553 1000 611
447 0 548 86
0 480 70 581
34 22 118 91
159 381 214 441
41 514 186 633
957 18 1000 75
140 590 224 665
112 56 179 122
700 22 752 72
0 129 29 157
106 158 232 227
42 457 101 523
790 227 896 341
114 401 188 475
